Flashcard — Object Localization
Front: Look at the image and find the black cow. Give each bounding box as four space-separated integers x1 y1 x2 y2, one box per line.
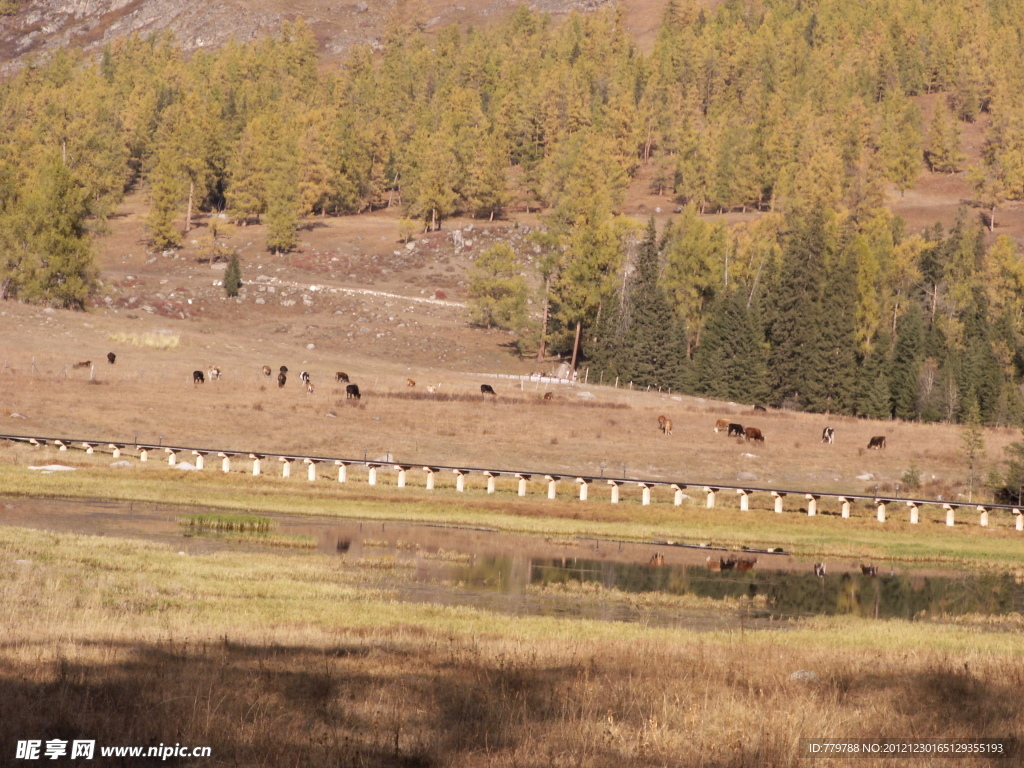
822 427 835 444
280 365 288 374
193 370 205 385
481 384 496 395
867 435 886 450
107 352 116 364
753 405 767 412
727 423 744 437
346 384 361 400
277 372 287 388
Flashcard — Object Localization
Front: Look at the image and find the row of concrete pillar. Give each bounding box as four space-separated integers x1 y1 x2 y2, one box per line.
53 441 1024 530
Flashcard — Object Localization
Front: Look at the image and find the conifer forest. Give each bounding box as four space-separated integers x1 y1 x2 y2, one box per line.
3 0 1024 425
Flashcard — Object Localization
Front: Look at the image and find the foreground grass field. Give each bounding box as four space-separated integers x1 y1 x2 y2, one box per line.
1 525 1022 767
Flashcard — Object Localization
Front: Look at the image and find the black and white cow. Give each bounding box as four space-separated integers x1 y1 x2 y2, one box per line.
822 427 835 444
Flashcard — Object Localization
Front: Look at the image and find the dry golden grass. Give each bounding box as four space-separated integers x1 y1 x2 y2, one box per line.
1 526 1021 767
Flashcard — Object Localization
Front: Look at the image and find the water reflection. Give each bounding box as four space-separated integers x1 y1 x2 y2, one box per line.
2 496 1022 625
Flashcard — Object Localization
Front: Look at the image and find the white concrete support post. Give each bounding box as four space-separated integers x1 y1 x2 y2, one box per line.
907 501 919 525
304 459 316 482
192 451 206 470
671 484 686 506
638 483 652 506
249 455 262 476
165 449 177 466
607 480 621 504
109 444 122 458
335 461 347 483
397 466 408 488
545 475 558 500
805 494 819 517
1015 509 1023 531
218 453 231 473
82 443 95 454
944 504 955 527
139 448 149 462
424 468 436 490
876 501 886 522
771 491 786 514
454 470 467 492
704 487 717 509
280 458 292 478
515 474 530 497
484 471 498 494
55 440 68 452
978 506 989 527
737 490 750 511
838 497 851 519
576 478 589 501
367 465 378 486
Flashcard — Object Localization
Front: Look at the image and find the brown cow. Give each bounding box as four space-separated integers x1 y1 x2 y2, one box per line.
335 371 349 383
543 391 554 401
714 418 730 433
657 416 673 435
73 361 91 369
262 365 272 377
744 426 764 442
867 435 886 450
649 552 665 567
406 378 416 387
736 557 757 571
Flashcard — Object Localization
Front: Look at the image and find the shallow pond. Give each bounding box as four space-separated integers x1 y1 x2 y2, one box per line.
2 497 1021 629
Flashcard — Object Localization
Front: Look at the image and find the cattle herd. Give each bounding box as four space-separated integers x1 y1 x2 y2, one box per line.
705 414 888 449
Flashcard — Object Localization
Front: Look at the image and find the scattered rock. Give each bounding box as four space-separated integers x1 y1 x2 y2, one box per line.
9 413 26 419
789 670 819 683
110 461 132 467
28 465 76 471
175 462 199 471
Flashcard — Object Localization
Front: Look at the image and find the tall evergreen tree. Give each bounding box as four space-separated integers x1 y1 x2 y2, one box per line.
766 208 832 409
617 219 675 387
890 300 925 420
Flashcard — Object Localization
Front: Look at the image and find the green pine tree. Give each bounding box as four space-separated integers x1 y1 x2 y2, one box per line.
224 253 242 298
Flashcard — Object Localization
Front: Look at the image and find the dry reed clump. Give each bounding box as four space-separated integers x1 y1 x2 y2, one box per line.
107 330 180 349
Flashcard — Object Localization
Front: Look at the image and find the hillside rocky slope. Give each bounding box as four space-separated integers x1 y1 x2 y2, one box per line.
0 0 625 74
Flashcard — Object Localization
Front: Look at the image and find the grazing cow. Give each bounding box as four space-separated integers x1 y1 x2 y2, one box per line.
306 381 314 395
867 435 886 450
277 372 287 388
208 366 221 381
406 378 416 387
193 370 205 385
860 564 878 577
649 552 665 567
335 371 349 383
706 556 721 572
744 426 764 443
660 417 673 436
822 426 835 444
346 384 361 400
727 423 745 437
73 360 91 369
300 371 310 384
262 365 272 377
543 391 554 401
813 562 826 578
754 405 767 412
280 366 288 374
720 556 737 571
736 557 757 572
106 352 116 365
714 418 730 433
480 384 496 395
